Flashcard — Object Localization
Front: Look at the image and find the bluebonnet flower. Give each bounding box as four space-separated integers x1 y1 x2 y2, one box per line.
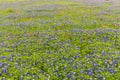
70 58 74 64
87 55 90 59
98 74 102 79
71 77 74 80
101 50 106 56
46 59 49 64
12 45 15 49
108 68 113 73
87 69 93 76
0 72 2 76
73 65 78 69
55 68 58 73
80 69 84 74
22 49 25 52
80 61 82 65
94 62 98 68
113 70 117 74
63 65 66 71
24 72 28 76
78 55 82 58
114 30 118 33
68 39 70 44
114 60 118 66
1 40 4 47
11 54 14 57
2 68 8 74
9 58 13 62
104 60 108 66
15 63 18 68
20 76 23 80
66 73 70 79
103 36 107 42
0 62 3 68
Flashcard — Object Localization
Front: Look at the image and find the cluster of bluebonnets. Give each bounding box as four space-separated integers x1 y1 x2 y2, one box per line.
0 28 120 80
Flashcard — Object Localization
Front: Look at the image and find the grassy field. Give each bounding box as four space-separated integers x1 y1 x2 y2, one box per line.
0 0 120 80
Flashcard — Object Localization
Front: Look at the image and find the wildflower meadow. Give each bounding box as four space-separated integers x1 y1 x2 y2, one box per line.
0 0 120 80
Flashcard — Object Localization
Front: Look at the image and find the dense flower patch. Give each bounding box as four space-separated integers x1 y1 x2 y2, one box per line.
0 29 120 80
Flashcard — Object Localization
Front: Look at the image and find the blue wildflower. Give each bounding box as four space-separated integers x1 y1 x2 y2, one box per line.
68 39 70 44
114 30 118 33
0 62 3 68
55 68 58 73
20 76 23 80
101 50 106 56
113 70 117 74
98 74 102 79
114 60 118 66
73 65 78 69
80 70 84 74
2 68 8 74
15 63 19 68
70 58 74 64
0 72 2 76
87 69 93 76
66 73 70 79
71 77 74 80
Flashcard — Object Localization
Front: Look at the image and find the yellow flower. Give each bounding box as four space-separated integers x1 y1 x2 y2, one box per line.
108 60 112 63
102 25 107 29
94 31 96 35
